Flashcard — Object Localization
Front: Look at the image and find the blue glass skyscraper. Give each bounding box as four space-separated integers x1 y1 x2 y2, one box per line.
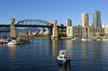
93 10 101 28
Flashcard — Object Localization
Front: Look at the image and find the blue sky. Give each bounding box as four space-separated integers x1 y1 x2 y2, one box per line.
0 0 108 26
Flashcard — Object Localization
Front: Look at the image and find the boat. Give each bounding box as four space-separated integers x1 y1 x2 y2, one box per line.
7 40 19 45
72 38 77 40
72 37 78 40
103 38 108 41
96 38 102 41
57 50 70 65
81 38 87 41
17 38 30 44
7 38 31 45
0 39 8 44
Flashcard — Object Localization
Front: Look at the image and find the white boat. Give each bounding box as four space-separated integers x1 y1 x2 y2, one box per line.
81 38 87 41
0 39 8 44
7 38 31 45
57 50 70 65
103 38 108 41
7 40 18 45
96 38 101 41
72 38 77 40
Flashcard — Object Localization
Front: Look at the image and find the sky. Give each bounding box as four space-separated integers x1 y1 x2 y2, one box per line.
0 0 108 26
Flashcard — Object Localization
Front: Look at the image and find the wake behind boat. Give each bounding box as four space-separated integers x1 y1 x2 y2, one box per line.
57 50 70 65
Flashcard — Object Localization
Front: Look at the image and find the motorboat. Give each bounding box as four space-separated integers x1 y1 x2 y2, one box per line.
7 38 31 45
72 38 77 40
7 40 19 45
81 38 87 41
57 50 70 65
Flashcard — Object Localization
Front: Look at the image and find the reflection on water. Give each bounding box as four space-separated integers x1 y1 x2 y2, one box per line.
1 39 108 71
59 60 71 71
93 41 102 60
8 45 16 65
58 39 72 71
81 41 88 59
66 40 73 58
51 40 58 58
59 65 70 71
7 44 16 48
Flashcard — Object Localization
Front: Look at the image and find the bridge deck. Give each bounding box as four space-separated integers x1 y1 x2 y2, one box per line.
0 24 66 28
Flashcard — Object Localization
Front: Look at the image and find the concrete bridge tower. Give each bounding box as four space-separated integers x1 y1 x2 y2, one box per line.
10 18 16 39
51 20 58 39
66 19 73 38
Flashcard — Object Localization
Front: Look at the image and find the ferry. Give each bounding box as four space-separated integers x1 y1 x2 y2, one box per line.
57 50 70 65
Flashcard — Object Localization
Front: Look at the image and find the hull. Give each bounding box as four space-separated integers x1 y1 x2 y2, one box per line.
57 50 70 66
57 59 66 65
81 38 87 41
7 42 17 45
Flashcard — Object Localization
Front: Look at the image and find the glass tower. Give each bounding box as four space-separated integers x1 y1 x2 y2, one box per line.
93 10 101 28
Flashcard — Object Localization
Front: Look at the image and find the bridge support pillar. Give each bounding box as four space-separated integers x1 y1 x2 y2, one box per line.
66 19 73 39
51 20 58 39
10 18 16 39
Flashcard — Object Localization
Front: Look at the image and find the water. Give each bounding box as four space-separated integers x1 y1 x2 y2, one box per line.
0 38 108 71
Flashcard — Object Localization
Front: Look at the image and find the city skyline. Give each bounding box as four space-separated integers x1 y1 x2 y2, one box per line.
0 0 108 25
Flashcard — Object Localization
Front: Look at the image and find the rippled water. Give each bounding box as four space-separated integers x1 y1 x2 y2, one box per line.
0 38 108 71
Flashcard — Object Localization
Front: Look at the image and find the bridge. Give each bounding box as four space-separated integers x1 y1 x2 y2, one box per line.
0 19 66 28
0 18 72 39
0 19 66 34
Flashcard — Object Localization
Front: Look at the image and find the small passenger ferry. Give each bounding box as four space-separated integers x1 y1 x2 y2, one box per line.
57 50 70 65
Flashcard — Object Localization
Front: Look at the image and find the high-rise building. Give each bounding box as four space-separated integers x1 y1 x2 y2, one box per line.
66 19 72 26
66 19 73 38
92 10 102 38
93 10 101 28
81 12 89 38
81 12 89 27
